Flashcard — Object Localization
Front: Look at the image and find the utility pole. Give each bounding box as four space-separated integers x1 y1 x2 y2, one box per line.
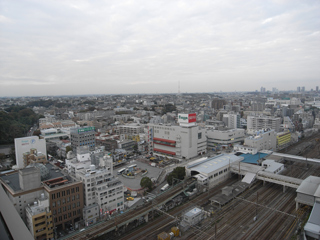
256 192 259 218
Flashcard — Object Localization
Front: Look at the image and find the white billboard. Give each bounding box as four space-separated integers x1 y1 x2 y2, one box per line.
14 136 47 169
178 114 189 123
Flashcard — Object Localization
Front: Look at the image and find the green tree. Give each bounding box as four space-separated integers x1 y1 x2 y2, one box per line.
9 147 16 165
66 146 72 154
33 129 41 137
140 177 153 191
167 167 186 185
133 143 138 152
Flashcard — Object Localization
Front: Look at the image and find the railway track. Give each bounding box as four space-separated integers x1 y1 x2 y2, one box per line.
118 178 239 240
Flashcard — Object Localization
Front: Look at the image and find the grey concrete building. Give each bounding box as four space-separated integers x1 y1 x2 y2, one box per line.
70 126 96 153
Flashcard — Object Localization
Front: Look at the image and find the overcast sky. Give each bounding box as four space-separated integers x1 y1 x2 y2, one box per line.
0 0 319 97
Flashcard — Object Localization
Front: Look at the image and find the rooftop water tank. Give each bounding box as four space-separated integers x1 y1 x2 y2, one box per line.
90 164 95 171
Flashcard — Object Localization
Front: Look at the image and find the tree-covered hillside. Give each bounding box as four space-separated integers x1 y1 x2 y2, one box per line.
0 106 42 144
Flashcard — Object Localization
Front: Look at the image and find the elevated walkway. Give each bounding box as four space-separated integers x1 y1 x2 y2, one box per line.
256 171 302 189
231 162 302 191
271 152 320 165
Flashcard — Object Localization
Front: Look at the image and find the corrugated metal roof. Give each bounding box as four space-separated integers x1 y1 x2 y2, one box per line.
187 154 243 174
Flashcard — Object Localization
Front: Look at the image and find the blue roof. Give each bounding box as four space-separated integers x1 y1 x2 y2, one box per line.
240 153 268 164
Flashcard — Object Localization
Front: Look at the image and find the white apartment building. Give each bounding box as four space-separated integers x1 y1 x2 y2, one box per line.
115 123 144 135
206 129 245 148
244 129 277 151
147 113 207 159
222 113 240 129
247 116 281 132
66 149 125 225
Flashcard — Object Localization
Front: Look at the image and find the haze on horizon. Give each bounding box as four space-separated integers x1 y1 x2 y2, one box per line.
0 0 319 97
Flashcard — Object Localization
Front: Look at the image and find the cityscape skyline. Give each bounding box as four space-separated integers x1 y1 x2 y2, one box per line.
1 0 319 97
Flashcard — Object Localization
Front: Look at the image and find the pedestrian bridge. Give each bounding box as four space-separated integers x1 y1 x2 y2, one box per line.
230 162 303 190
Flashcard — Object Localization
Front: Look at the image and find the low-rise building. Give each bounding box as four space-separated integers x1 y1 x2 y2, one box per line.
25 194 54 240
277 131 291 149
206 128 245 148
186 154 244 188
244 129 277 151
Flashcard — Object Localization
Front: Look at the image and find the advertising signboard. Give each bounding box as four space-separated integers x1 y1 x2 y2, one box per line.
178 113 197 124
78 127 95 134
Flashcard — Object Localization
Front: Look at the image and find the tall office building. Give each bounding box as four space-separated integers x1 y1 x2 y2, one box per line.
297 87 301 92
316 86 319 92
70 127 96 152
301 86 305 92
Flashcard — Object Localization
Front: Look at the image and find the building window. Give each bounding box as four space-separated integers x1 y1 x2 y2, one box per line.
67 197 70 202
71 188 75 193
62 191 65 196
52 202 56 207
52 194 55 200
76 187 79 192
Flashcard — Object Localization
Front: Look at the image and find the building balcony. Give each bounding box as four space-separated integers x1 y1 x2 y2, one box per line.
34 217 46 225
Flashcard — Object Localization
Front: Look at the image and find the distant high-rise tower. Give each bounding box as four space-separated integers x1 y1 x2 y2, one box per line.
297 86 301 92
260 87 266 93
316 86 319 92
301 86 305 92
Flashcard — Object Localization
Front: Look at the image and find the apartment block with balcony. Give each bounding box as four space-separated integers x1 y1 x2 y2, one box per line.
247 116 281 132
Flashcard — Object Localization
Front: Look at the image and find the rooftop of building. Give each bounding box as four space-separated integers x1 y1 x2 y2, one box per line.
186 154 243 174
240 152 269 164
185 207 202 217
0 163 64 192
42 175 73 189
296 176 320 197
304 201 320 235
26 196 49 216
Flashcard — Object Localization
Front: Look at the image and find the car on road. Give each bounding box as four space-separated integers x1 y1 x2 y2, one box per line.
126 197 134 201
